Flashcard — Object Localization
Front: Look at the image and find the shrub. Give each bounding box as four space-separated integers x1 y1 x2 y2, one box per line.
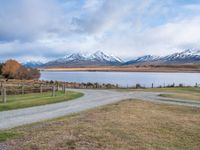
27 68 40 80
2 59 40 80
136 84 141 88
0 63 4 75
2 60 21 79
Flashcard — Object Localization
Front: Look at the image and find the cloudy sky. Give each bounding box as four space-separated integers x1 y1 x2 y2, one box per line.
0 0 200 62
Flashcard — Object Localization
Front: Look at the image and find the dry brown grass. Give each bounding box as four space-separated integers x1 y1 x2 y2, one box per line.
2 100 200 150
41 64 200 72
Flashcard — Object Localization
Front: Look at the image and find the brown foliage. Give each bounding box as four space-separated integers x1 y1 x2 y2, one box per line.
14 66 29 79
2 60 40 80
2 60 22 79
26 68 41 80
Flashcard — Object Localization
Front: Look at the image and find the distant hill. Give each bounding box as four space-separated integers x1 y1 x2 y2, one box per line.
23 61 44 68
43 51 123 67
125 49 200 65
23 49 200 68
124 55 160 65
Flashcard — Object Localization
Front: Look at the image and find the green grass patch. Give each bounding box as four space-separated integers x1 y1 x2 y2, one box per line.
0 91 83 111
159 93 200 101
117 87 200 101
0 131 18 142
141 87 200 101
118 87 200 93
142 87 200 93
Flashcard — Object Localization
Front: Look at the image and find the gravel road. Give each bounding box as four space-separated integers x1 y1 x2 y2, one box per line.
0 89 200 130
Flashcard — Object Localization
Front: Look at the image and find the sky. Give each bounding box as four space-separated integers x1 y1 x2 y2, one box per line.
1 0 200 62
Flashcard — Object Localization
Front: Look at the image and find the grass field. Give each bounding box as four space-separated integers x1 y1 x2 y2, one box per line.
142 87 200 93
1 99 200 150
0 91 83 111
159 93 200 101
118 87 200 101
144 87 200 101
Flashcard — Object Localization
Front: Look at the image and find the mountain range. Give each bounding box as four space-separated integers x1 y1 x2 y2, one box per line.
23 49 200 68
43 51 123 67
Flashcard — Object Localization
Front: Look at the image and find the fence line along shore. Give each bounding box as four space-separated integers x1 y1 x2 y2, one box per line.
0 79 199 103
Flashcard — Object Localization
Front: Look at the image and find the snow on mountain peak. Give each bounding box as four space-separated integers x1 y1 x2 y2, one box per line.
41 49 200 67
135 55 160 61
62 51 123 63
45 50 123 66
182 49 200 55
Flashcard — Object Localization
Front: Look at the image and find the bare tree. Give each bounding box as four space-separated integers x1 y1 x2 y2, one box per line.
27 68 40 80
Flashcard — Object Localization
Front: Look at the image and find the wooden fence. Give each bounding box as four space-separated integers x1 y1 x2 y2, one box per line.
0 79 199 103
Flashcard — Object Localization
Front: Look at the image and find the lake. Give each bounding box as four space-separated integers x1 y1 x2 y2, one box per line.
40 71 200 88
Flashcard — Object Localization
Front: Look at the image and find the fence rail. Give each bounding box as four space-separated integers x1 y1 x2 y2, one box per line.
0 79 199 103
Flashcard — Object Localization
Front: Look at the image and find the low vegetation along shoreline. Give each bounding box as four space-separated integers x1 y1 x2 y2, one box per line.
41 64 200 73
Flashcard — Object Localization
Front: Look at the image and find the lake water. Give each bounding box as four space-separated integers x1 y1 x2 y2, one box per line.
40 71 200 87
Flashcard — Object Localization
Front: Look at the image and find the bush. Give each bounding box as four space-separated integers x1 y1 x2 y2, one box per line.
2 59 40 80
136 84 141 88
27 68 41 80
0 63 4 75
2 60 21 79
14 66 29 80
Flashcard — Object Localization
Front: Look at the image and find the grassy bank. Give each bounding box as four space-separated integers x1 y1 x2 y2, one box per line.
142 87 200 93
144 87 200 101
159 93 200 101
0 91 83 111
1 100 200 149
118 87 200 101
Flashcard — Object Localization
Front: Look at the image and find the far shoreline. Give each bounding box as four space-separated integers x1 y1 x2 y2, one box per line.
39 64 200 73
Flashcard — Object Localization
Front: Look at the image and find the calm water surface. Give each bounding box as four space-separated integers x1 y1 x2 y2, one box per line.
40 71 200 87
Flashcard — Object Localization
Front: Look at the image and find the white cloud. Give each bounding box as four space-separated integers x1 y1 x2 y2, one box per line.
1 0 200 61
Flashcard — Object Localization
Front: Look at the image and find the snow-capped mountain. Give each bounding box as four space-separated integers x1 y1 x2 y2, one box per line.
161 49 200 64
28 49 200 68
124 55 160 65
44 51 123 67
23 61 44 68
124 49 200 65
92 51 122 63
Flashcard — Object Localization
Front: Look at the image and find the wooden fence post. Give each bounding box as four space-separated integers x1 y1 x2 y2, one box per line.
52 86 56 97
64 84 67 94
1 88 3 102
3 88 7 103
57 83 59 91
40 84 43 94
22 83 24 95
62 84 64 91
